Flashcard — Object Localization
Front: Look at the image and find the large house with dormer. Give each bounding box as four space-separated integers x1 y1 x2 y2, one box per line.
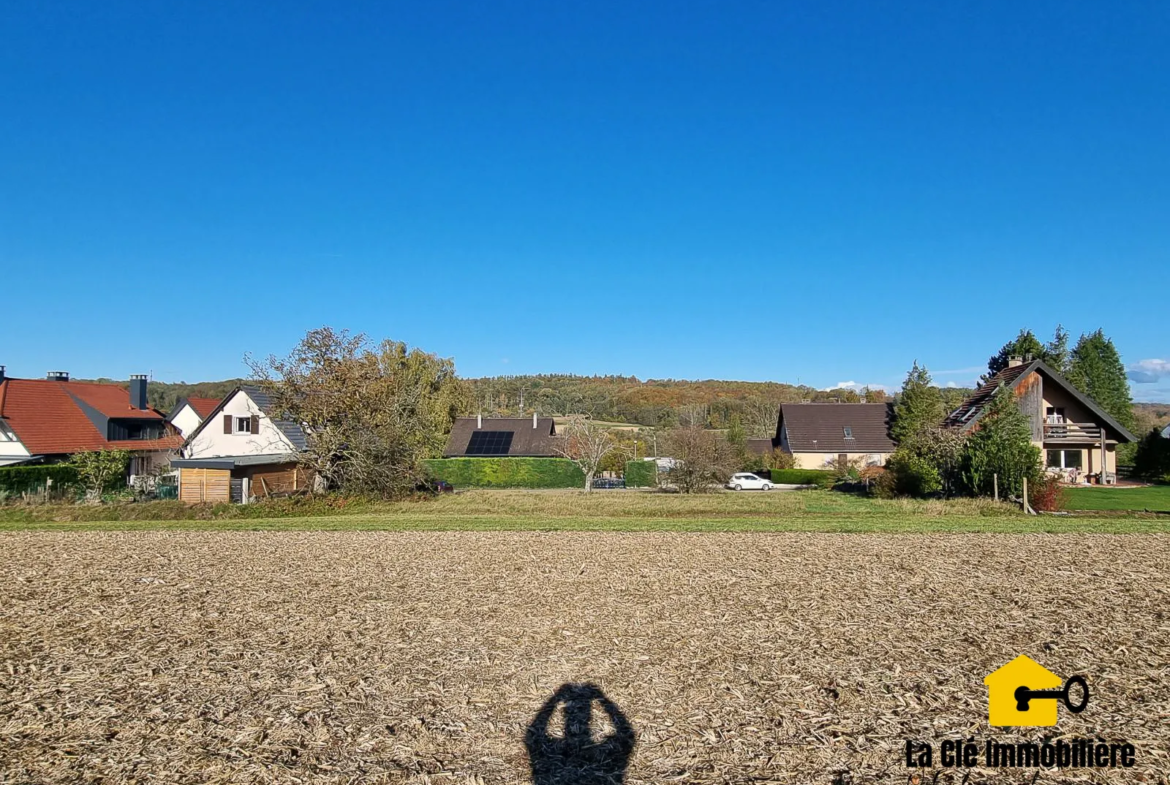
944 356 1135 484
0 367 183 480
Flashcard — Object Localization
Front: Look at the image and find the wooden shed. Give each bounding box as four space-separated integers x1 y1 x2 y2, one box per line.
172 454 307 504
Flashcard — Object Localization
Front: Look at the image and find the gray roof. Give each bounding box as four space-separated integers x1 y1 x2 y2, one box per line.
240 385 308 450
779 403 896 453
180 385 308 452
171 453 299 470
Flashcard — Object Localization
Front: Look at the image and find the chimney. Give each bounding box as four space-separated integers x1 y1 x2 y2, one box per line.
533 412 538 429
1008 355 1024 368
476 413 482 429
129 374 148 410
46 371 69 382
0 365 5 382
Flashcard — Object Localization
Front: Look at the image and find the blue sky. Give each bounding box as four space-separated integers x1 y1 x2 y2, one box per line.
2 1 1168 400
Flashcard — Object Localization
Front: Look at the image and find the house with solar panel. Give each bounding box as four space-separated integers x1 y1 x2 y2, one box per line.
443 413 561 457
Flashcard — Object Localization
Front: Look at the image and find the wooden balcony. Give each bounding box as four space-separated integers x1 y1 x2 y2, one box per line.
1043 421 1103 443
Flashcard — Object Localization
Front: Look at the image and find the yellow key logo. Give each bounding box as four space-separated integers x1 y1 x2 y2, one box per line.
984 656 1089 727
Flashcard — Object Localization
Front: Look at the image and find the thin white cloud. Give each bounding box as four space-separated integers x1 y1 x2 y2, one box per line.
1128 358 1170 384
822 380 889 392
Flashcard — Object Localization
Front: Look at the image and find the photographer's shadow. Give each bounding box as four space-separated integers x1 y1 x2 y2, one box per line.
524 683 635 784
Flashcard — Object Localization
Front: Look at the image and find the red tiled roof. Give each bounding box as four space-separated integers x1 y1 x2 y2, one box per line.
69 382 166 419
186 397 221 419
0 378 182 455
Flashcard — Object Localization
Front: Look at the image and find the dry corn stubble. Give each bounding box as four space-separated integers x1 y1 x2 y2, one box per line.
1 531 1168 784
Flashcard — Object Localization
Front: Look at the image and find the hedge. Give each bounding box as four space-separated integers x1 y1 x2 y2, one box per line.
0 464 81 495
768 468 834 488
422 458 586 489
624 460 658 488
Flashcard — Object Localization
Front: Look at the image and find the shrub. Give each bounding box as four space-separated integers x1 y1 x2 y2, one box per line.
1030 474 1065 512
69 449 130 501
1133 428 1170 480
768 469 834 489
881 450 942 498
421 458 585 489
764 449 796 471
624 460 658 488
823 455 864 484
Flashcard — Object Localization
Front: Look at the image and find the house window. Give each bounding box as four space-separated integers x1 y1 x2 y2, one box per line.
1046 449 1082 470
843 427 854 440
235 417 252 434
0 421 16 442
1046 407 1066 425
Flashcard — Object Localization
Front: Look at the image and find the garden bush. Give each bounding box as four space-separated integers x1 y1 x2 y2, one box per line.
422 458 586 489
877 450 942 498
768 469 834 489
624 460 658 488
1030 475 1065 512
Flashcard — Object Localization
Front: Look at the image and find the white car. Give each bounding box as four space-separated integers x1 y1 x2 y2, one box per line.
726 472 773 491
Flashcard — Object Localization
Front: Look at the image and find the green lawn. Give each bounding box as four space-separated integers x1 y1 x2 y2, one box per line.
1063 484 1170 512
1 489 1168 533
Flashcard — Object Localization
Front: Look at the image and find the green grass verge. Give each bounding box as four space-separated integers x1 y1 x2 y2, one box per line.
0 489 1166 533
1063 485 1170 512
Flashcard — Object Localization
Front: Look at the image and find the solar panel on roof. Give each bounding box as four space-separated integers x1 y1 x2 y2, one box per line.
466 430 515 455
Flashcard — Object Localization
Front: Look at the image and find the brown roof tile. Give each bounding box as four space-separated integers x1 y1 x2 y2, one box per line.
779 403 896 453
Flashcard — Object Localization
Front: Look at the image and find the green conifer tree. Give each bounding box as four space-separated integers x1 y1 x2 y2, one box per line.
891 362 945 444
960 385 1041 497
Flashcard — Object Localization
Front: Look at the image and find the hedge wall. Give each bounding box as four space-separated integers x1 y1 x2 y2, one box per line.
0 467 81 491
624 460 658 488
422 458 586 489
768 468 834 488
0 464 81 495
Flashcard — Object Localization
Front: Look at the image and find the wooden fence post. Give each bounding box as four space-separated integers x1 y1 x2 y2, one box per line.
993 473 998 502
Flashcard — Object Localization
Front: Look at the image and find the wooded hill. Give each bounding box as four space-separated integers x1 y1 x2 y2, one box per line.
463 375 974 437
78 373 1168 440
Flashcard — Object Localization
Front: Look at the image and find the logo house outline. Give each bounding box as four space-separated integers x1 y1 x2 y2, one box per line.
984 655 1071 727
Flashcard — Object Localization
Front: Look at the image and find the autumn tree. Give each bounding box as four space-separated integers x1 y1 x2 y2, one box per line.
661 426 738 493
890 362 944 444
555 416 623 492
247 327 470 497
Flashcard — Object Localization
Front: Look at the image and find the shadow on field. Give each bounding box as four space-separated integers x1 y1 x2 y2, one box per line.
525 683 635 784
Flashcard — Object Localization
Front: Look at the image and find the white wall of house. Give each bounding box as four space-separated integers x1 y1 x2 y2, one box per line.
0 420 31 465
185 390 297 459
169 405 204 439
791 451 890 470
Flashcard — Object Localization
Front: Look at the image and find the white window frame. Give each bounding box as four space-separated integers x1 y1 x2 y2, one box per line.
1046 449 1082 470
235 416 253 434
